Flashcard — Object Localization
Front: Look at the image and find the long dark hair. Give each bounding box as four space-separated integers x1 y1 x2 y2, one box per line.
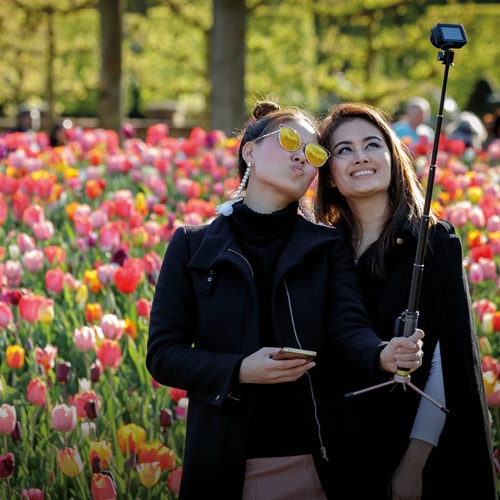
315 102 435 279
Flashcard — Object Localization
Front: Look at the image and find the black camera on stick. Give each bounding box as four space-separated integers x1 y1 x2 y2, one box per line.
430 23 467 50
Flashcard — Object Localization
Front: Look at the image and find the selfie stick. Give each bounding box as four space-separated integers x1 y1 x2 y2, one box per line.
346 24 468 414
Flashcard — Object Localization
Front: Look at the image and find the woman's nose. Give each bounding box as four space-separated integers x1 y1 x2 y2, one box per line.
353 148 369 162
293 150 307 164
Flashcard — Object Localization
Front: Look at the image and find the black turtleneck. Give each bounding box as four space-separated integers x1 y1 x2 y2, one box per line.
230 202 297 346
230 201 311 458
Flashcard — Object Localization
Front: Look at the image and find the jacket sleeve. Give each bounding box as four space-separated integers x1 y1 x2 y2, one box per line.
146 226 245 408
325 235 388 382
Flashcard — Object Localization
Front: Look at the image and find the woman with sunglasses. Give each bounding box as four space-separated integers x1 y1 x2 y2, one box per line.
315 102 497 499
147 100 424 500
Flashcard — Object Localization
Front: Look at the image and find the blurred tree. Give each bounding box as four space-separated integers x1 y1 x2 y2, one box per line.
1 0 500 136
6 0 96 131
210 0 246 134
98 0 124 137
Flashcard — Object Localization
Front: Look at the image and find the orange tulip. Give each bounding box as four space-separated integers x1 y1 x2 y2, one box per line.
6 344 25 368
85 303 103 323
138 442 176 471
117 423 146 456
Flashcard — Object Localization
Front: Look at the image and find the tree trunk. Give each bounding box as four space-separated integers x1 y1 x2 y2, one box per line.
210 0 246 136
98 0 124 140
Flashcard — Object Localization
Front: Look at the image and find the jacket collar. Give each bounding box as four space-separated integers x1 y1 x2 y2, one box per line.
188 215 340 272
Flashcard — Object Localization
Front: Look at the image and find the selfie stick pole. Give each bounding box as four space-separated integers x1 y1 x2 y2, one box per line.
346 26 467 413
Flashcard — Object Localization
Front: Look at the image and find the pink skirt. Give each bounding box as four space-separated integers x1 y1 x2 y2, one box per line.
242 454 327 500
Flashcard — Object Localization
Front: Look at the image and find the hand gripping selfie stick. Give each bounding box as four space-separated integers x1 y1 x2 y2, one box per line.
346 24 468 414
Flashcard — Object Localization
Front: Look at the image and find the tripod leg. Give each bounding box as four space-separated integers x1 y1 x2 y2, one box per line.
345 379 396 398
406 381 449 414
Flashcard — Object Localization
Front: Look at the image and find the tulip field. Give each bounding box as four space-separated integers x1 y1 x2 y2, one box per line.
0 122 499 498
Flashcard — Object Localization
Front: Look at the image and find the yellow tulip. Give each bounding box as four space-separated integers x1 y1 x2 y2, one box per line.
137 461 161 488
57 446 83 477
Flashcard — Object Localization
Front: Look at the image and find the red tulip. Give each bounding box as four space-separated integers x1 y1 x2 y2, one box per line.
91 472 117 500
0 452 15 478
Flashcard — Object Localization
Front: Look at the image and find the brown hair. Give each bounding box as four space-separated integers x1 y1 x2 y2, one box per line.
315 102 435 279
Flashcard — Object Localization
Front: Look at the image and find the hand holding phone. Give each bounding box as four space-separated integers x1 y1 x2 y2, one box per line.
272 347 317 362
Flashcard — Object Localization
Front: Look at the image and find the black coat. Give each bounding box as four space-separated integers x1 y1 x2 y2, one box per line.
147 213 389 499
332 220 497 499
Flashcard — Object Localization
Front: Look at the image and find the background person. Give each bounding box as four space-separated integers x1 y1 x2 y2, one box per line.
315 101 497 500
392 96 434 147
9 108 33 133
146 100 424 499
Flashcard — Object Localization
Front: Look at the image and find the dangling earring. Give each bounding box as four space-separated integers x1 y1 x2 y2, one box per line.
215 163 251 216
298 199 314 223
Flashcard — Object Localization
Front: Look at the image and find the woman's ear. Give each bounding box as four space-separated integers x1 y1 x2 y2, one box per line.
242 142 253 165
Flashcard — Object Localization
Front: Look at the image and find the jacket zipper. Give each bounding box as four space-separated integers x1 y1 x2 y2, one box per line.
228 248 328 461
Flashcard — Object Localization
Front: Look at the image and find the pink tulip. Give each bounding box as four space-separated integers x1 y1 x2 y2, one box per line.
486 215 500 233
469 262 484 283
23 248 45 273
0 404 16 435
26 378 47 407
100 314 126 340
4 259 22 287
45 268 65 294
51 404 77 432
32 220 54 241
469 205 486 228
478 258 498 280
94 339 122 370
17 232 36 252
0 302 13 328
21 488 44 500
22 204 45 227
19 294 44 322
167 466 183 494
74 325 98 352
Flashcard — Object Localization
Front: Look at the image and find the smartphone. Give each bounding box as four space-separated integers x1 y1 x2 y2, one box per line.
272 347 317 362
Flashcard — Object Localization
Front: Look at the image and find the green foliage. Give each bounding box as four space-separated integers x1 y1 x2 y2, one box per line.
0 0 499 123
246 1 320 112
